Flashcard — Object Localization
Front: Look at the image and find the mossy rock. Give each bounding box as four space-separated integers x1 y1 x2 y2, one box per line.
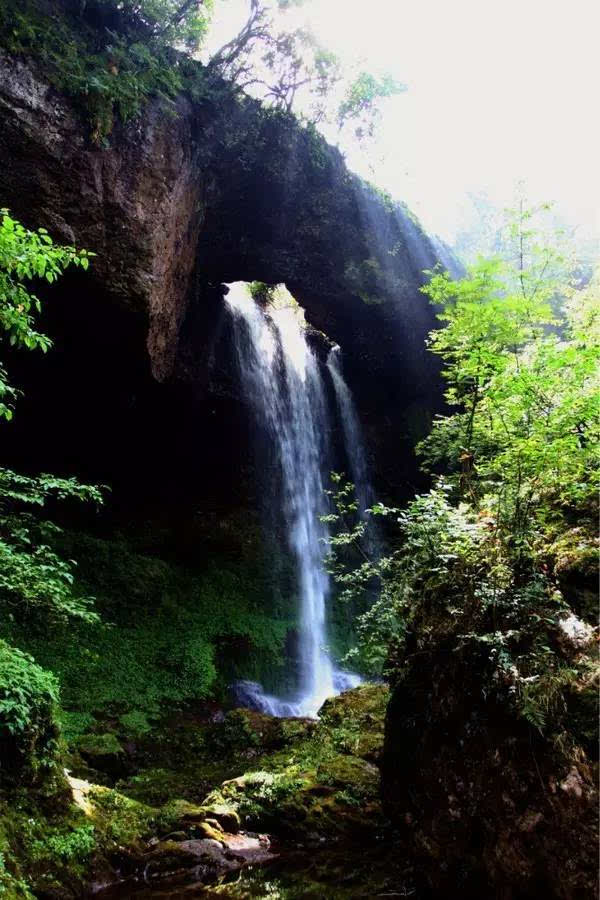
209 708 313 757
116 753 241 807
316 755 380 801
117 767 195 808
318 684 389 764
142 839 201 877
318 684 388 732
75 733 126 777
200 687 391 840
550 527 598 582
112 706 311 812
86 786 156 851
197 800 241 834
204 760 384 839
203 771 308 834
0 778 157 898
194 820 226 842
278 717 315 744
155 797 222 837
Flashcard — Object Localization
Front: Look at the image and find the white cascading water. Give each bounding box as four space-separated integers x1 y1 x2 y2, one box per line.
225 283 359 717
327 345 380 554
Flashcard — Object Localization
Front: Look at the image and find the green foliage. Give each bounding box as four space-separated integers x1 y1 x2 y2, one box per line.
248 280 276 304
0 0 402 146
0 210 103 798
0 0 196 140
113 0 213 49
86 785 156 847
0 849 34 899
0 641 60 784
330 482 595 735
0 210 91 419
0 210 100 580
326 202 598 744
118 710 152 737
419 202 599 540
0 471 103 626
31 824 95 865
0 211 101 623
323 473 396 675
337 71 405 141
208 0 342 123
207 0 401 134
57 710 95 743
8 525 295 720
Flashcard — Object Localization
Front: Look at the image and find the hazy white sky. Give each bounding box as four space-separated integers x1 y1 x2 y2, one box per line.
207 0 600 244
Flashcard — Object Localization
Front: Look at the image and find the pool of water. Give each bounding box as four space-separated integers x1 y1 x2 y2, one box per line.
95 844 418 899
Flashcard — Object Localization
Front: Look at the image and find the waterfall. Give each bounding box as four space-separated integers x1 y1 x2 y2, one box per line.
326 345 380 554
225 283 358 718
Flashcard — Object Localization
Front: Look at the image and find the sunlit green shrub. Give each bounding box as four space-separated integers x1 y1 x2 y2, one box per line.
31 824 95 864
0 642 60 785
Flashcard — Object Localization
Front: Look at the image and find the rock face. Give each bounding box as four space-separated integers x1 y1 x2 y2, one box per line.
0 50 204 382
0 26 446 507
382 649 599 899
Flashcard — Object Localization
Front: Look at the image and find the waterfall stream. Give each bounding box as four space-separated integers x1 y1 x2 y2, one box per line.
225 283 360 717
326 345 381 555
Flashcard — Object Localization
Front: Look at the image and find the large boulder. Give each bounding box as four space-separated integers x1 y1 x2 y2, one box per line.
382 647 599 898
202 685 389 841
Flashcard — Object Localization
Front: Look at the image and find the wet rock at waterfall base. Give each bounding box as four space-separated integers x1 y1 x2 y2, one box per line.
141 832 276 880
230 680 302 718
203 684 389 841
212 703 315 758
85 686 390 898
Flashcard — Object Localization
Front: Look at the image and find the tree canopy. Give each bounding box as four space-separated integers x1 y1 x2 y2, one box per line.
205 0 404 134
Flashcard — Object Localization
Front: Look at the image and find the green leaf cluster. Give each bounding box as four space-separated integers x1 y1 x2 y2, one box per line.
0 210 91 420
113 0 214 49
0 211 103 626
0 640 60 784
337 71 405 141
419 202 599 539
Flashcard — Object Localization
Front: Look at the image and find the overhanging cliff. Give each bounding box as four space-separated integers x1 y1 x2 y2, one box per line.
0 13 447 506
